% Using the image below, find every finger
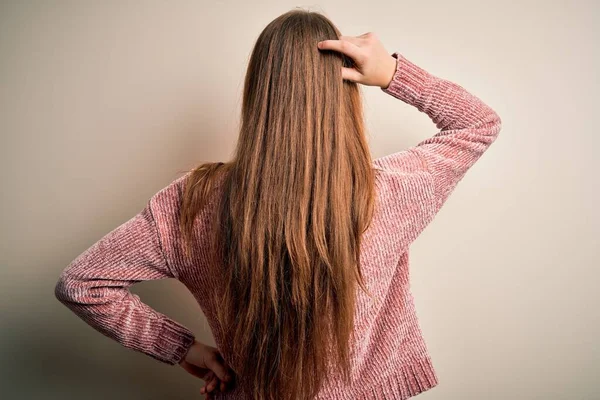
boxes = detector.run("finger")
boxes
[203,370,215,383]
[205,353,233,383]
[358,31,375,38]
[179,360,206,380]
[201,373,214,391]
[342,67,362,83]
[207,376,218,392]
[202,374,214,392]
[201,371,215,394]
[200,382,210,394]
[318,39,362,62]
[339,35,365,46]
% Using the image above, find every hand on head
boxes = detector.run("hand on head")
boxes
[317,32,397,89]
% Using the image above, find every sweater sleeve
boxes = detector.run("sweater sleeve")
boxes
[54,198,195,366]
[374,52,502,249]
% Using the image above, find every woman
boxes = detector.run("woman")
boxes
[54,9,501,400]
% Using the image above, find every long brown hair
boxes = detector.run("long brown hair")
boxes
[179,9,377,400]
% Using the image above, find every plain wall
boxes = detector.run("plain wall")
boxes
[1,1,598,399]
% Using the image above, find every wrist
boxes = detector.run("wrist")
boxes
[380,54,398,89]
[179,339,197,364]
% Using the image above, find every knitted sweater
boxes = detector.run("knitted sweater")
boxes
[54,52,502,399]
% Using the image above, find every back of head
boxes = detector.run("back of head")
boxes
[180,8,377,400]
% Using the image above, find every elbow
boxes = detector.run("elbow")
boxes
[54,273,71,305]
[493,112,502,141]
[494,111,502,132]
[490,107,502,131]
[54,271,117,311]
[54,272,83,307]
[481,109,502,140]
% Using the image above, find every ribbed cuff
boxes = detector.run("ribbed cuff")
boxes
[152,318,196,365]
[381,52,432,106]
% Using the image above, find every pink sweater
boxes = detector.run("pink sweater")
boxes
[55,52,502,399]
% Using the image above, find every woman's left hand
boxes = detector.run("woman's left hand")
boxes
[178,340,235,397]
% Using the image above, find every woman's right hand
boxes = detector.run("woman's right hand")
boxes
[317,32,398,89]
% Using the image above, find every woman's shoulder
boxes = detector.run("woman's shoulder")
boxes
[150,170,192,209]
[151,164,230,212]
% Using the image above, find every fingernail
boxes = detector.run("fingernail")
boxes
[317,41,322,48]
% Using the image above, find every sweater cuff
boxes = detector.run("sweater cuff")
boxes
[152,318,196,365]
[381,52,431,106]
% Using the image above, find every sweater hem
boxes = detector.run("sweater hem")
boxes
[354,354,439,400]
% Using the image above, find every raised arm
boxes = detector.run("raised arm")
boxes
[318,35,502,252]
[54,198,195,365]
[369,51,502,255]
[376,52,502,211]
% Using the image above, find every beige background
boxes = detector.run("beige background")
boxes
[1,1,598,399]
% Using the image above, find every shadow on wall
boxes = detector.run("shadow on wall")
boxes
[1,286,207,400]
